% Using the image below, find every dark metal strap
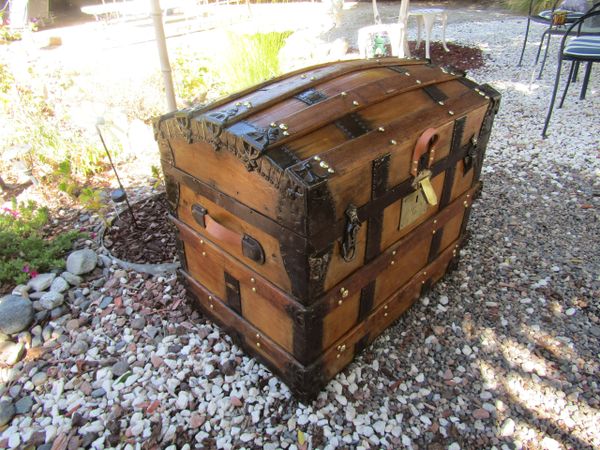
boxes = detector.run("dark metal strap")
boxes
[364,154,390,262]
[457,76,480,90]
[358,282,375,322]
[423,84,449,103]
[428,117,466,263]
[334,113,372,139]
[224,272,242,314]
[354,334,370,354]
[388,65,410,75]
[294,88,327,106]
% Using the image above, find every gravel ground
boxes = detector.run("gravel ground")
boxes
[1,4,599,450]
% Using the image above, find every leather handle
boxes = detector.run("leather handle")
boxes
[204,214,241,247]
[411,128,439,177]
[191,204,265,264]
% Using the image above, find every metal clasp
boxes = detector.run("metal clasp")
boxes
[463,135,479,172]
[411,170,438,206]
[341,204,361,262]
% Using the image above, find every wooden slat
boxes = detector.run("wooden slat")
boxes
[255,64,459,149]
[205,58,430,127]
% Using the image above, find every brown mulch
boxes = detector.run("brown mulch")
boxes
[407,41,486,72]
[103,193,177,264]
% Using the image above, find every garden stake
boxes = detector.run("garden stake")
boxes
[110,188,127,223]
[95,125,139,228]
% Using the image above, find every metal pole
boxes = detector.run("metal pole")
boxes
[96,125,139,228]
[150,0,177,112]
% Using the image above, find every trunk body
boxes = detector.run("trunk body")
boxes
[154,58,501,400]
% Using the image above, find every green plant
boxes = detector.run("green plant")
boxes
[215,31,292,94]
[0,18,22,42]
[150,165,163,190]
[1,64,110,188]
[504,0,556,14]
[0,201,83,285]
[78,187,105,213]
[0,63,13,107]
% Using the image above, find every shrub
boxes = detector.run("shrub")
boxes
[0,64,111,190]
[0,201,83,285]
[172,49,213,106]
[504,0,558,14]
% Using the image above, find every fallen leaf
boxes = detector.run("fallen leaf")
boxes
[146,399,160,414]
[66,404,81,417]
[24,347,46,361]
[114,371,132,385]
[580,204,593,209]
[298,430,306,445]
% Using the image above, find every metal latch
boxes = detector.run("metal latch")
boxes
[463,135,479,172]
[412,170,438,206]
[341,204,361,262]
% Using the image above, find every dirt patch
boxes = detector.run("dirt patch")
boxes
[103,193,177,264]
[407,41,486,72]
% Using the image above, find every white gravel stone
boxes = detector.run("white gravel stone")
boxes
[500,418,516,437]
[419,415,432,426]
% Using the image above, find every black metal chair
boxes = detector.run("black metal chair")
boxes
[517,0,588,76]
[542,10,600,136]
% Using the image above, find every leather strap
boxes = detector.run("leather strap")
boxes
[411,128,439,176]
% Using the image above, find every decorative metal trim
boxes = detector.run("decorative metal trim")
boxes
[341,204,361,262]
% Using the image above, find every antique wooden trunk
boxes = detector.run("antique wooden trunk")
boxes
[154,58,500,400]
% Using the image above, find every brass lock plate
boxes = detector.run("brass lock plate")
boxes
[399,189,429,230]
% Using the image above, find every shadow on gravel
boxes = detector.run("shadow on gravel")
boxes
[462,164,599,448]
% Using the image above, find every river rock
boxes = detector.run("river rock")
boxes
[70,340,89,356]
[0,401,15,426]
[14,396,33,414]
[31,372,48,387]
[0,295,34,335]
[66,250,98,275]
[49,277,69,293]
[11,285,29,297]
[0,341,25,365]
[27,273,56,292]
[111,360,129,377]
[39,292,64,310]
[61,271,82,287]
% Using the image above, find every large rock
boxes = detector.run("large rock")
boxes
[39,292,64,310]
[0,295,34,335]
[0,341,25,365]
[49,277,69,293]
[66,250,98,275]
[27,273,56,292]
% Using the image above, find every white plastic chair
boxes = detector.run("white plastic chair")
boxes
[370,0,411,58]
